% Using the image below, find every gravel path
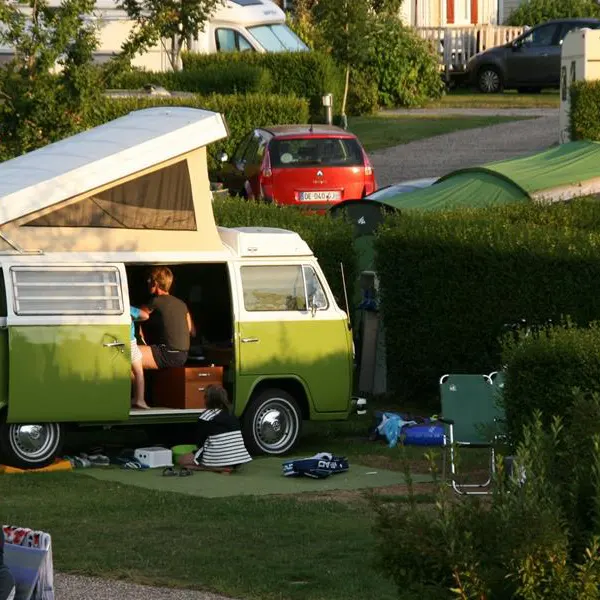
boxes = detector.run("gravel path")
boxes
[55,573,236,600]
[372,109,559,187]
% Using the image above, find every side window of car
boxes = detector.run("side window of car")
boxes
[242,133,261,165]
[523,24,559,47]
[232,134,252,164]
[558,23,583,45]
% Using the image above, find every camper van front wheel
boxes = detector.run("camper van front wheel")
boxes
[0,417,63,470]
[243,389,302,456]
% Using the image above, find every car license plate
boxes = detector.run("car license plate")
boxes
[299,191,341,202]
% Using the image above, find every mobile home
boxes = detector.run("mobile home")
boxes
[0,107,355,469]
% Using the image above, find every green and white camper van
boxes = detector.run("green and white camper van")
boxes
[0,107,357,469]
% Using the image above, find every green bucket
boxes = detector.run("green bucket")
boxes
[171,444,197,464]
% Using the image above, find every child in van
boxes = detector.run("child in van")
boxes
[130,305,149,409]
[178,385,252,473]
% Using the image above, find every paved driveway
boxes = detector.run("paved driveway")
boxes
[371,108,559,188]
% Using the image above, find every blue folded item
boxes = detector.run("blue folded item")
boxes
[371,411,445,447]
[283,453,349,479]
[402,423,445,446]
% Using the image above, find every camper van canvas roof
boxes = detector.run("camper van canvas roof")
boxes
[0,107,227,227]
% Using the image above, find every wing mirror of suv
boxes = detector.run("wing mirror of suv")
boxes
[218,151,229,163]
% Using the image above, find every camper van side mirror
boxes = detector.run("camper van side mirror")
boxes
[309,294,318,317]
[219,151,229,163]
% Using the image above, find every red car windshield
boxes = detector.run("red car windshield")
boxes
[269,137,364,168]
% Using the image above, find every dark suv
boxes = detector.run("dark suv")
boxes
[467,18,600,93]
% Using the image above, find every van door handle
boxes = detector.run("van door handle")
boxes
[241,337,259,343]
[103,341,125,348]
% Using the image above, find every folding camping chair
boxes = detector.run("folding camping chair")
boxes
[438,372,505,495]
[2,528,54,600]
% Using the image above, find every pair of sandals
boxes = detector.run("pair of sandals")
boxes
[162,466,193,477]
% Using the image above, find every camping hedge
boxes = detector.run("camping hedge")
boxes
[181,51,344,118]
[95,93,309,171]
[213,197,356,306]
[374,201,600,406]
[570,80,600,141]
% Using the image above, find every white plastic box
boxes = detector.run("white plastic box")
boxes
[134,447,173,468]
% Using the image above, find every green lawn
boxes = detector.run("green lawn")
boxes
[429,89,560,109]
[349,114,527,152]
[0,413,487,600]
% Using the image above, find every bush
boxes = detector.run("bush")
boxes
[374,202,600,407]
[501,321,600,440]
[370,19,443,108]
[212,197,357,304]
[181,51,344,118]
[347,68,379,116]
[570,80,600,141]
[506,0,600,26]
[107,63,273,95]
[93,93,309,171]
[373,415,600,599]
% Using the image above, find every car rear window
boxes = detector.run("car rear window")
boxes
[269,137,364,168]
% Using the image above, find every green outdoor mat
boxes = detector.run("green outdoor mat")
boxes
[77,457,432,498]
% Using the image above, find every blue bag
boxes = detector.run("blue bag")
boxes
[282,453,349,479]
[401,423,445,446]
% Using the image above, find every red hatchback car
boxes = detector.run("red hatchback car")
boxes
[216,125,376,208]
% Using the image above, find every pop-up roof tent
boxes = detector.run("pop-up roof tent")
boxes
[332,140,600,273]
[0,107,229,258]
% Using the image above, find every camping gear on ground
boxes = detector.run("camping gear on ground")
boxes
[2,527,54,600]
[438,371,505,495]
[133,447,173,469]
[369,411,444,448]
[171,444,198,465]
[282,453,349,479]
[162,466,193,477]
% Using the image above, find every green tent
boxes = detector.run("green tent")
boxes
[375,140,600,211]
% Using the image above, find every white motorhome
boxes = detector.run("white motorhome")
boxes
[0,0,308,71]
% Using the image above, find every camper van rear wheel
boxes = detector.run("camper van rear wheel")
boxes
[243,389,302,456]
[0,418,64,470]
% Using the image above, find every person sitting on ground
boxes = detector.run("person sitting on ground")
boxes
[130,305,150,409]
[139,266,195,370]
[0,530,15,600]
[178,385,252,473]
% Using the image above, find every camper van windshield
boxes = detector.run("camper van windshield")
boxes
[247,24,308,52]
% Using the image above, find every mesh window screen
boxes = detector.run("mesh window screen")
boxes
[11,267,123,315]
[27,161,197,230]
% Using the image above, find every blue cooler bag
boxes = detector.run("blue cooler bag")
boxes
[402,423,445,446]
[282,453,349,479]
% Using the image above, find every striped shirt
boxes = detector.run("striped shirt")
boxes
[193,409,252,468]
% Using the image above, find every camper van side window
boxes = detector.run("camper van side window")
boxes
[216,28,253,52]
[241,266,307,312]
[0,269,6,317]
[11,267,123,316]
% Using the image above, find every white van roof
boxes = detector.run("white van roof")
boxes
[0,107,227,226]
[219,227,313,257]
[212,0,285,26]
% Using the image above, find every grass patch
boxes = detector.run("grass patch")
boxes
[350,114,527,152]
[0,473,398,600]
[429,89,560,109]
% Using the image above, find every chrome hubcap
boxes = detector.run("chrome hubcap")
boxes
[9,423,59,462]
[254,400,298,452]
[480,70,499,93]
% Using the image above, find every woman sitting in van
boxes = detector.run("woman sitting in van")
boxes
[178,385,252,473]
[139,266,195,370]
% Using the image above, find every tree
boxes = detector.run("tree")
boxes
[507,0,600,26]
[311,0,376,117]
[118,0,223,70]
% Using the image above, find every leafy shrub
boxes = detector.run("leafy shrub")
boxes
[374,202,600,406]
[370,18,444,108]
[213,197,356,304]
[373,414,600,599]
[347,68,379,116]
[92,93,309,171]
[181,51,344,118]
[570,80,600,141]
[506,0,600,26]
[107,63,273,95]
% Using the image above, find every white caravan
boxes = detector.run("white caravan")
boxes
[0,0,308,71]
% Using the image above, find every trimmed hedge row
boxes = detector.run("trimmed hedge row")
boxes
[94,93,309,171]
[374,201,600,406]
[501,321,600,440]
[108,63,273,95]
[181,51,344,117]
[570,80,600,141]
[213,197,356,305]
